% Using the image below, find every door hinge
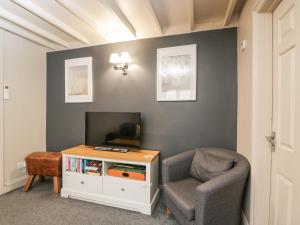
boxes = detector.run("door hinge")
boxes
[266,131,276,152]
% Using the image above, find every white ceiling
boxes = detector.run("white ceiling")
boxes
[0,0,246,51]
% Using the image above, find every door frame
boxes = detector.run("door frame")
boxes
[250,1,282,225]
[0,29,4,195]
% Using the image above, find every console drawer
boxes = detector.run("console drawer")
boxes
[103,176,147,203]
[65,172,102,194]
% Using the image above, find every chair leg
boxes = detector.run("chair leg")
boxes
[23,175,36,192]
[165,207,172,217]
[38,175,45,183]
[53,176,60,194]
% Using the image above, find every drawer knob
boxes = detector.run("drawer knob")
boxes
[121,188,125,191]
[81,181,84,184]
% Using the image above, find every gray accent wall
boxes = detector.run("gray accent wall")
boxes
[47,28,237,159]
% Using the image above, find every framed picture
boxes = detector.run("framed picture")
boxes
[157,44,197,101]
[65,57,93,103]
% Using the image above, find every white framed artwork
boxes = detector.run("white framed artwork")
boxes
[65,57,93,103]
[157,44,197,101]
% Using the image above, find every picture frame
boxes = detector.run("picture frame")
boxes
[157,44,197,101]
[65,57,93,103]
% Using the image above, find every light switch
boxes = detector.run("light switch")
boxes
[240,40,247,52]
[3,85,10,100]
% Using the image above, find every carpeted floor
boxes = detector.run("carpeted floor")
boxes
[0,179,179,225]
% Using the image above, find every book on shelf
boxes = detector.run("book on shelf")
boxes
[66,157,102,175]
[67,157,84,173]
[83,159,102,175]
[85,171,101,176]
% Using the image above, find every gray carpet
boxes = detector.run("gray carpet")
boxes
[0,179,179,225]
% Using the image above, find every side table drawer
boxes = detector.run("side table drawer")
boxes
[103,176,147,203]
[65,172,102,194]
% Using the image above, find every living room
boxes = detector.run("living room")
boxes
[0,0,299,225]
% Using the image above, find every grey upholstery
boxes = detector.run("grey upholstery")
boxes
[162,147,250,225]
[164,177,202,220]
[189,150,234,182]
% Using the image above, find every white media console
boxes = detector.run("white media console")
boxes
[61,145,160,215]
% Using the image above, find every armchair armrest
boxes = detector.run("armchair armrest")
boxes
[162,149,196,184]
[194,161,250,225]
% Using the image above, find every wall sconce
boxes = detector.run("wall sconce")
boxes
[109,52,132,75]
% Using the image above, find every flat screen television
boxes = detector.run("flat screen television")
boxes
[85,112,141,149]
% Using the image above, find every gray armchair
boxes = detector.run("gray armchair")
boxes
[162,147,250,225]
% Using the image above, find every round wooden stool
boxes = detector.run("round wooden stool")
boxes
[23,152,62,193]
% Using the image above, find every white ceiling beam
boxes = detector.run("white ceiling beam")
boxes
[189,0,194,31]
[144,0,163,34]
[99,0,136,37]
[55,0,106,41]
[223,0,238,26]
[254,0,281,12]
[0,18,58,50]
[193,19,238,32]
[11,0,90,45]
[0,7,70,48]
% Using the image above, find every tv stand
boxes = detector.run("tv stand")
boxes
[61,145,160,215]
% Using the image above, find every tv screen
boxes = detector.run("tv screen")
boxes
[85,112,141,148]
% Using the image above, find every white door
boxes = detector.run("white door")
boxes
[270,0,300,224]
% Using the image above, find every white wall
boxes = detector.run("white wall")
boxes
[0,29,48,194]
[237,0,256,223]
[238,2,282,225]
[237,0,255,163]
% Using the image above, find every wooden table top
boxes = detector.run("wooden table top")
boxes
[61,145,159,163]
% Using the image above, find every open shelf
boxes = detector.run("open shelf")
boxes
[66,157,102,176]
[104,162,146,181]
[82,159,102,176]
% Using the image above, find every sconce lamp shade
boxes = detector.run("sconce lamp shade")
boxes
[109,52,131,75]
[120,52,132,63]
[109,53,121,64]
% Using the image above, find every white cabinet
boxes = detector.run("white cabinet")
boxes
[60,145,160,215]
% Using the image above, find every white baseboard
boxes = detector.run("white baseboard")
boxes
[61,187,159,215]
[241,211,250,225]
[4,175,27,186]
[2,175,27,194]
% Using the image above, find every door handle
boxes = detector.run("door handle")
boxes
[266,131,276,152]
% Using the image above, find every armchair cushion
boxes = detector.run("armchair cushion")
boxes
[164,177,202,221]
[189,150,234,182]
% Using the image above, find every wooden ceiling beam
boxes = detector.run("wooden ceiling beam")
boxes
[144,0,163,34]
[99,0,136,38]
[11,0,90,44]
[0,18,58,50]
[0,7,69,48]
[223,0,238,26]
